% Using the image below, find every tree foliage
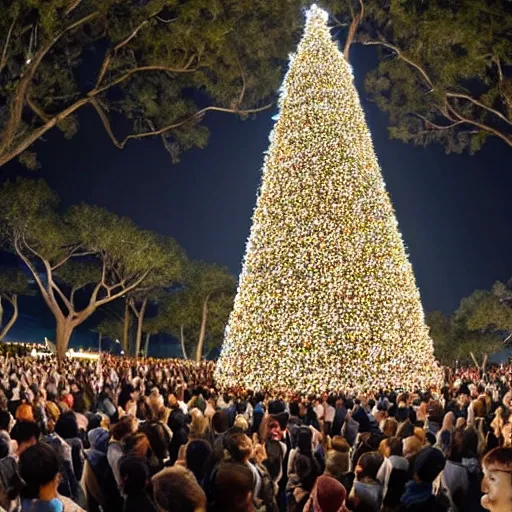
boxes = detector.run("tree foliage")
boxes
[427,284,508,369]
[0,0,304,168]
[149,261,235,360]
[325,0,512,153]
[0,178,179,358]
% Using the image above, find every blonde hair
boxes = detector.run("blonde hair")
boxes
[189,409,208,439]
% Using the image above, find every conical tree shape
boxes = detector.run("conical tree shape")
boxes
[215,5,441,393]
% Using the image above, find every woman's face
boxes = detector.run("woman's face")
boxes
[481,466,512,512]
[267,419,283,441]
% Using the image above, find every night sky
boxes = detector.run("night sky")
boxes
[1,44,510,328]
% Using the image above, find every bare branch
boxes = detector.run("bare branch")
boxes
[413,113,465,131]
[93,63,198,96]
[494,55,504,83]
[0,14,17,72]
[446,99,512,147]
[235,55,247,108]
[156,16,177,24]
[95,19,151,88]
[363,39,434,92]
[95,269,152,308]
[64,0,83,16]
[90,99,122,148]
[118,103,273,148]
[446,92,512,126]
[344,0,365,63]
[27,96,50,123]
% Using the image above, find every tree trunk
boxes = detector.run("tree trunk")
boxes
[481,353,489,375]
[122,300,130,352]
[55,319,73,363]
[0,295,18,341]
[134,298,148,356]
[196,295,210,363]
[469,351,479,368]
[144,332,151,357]
[180,324,188,360]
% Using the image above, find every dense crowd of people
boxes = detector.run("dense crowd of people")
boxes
[0,350,509,512]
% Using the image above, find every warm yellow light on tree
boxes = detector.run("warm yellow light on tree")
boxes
[215,5,442,393]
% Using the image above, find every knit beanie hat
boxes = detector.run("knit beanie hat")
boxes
[415,447,446,483]
[311,475,349,512]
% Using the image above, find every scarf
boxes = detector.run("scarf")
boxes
[400,481,433,508]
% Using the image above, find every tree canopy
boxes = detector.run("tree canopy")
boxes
[0,178,182,358]
[0,0,303,169]
[325,0,512,154]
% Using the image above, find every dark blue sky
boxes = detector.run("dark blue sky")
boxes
[1,45,510,316]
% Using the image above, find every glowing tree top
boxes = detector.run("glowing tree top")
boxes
[215,5,442,393]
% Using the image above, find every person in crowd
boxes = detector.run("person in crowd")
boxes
[212,461,255,512]
[119,456,158,512]
[152,465,207,512]
[107,415,137,488]
[399,446,449,511]
[480,446,512,512]
[348,451,383,511]
[18,442,86,512]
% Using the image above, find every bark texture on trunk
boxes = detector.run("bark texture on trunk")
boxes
[180,324,188,360]
[56,319,73,363]
[196,295,210,362]
[122,300,130,352]
[144,332,151,357]
[134,298,148,356]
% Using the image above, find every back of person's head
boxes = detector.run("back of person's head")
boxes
[379,437,402,458]
[289,401,300,417]
[189,409,207,439]
[11,421,40,447]
[19,443,59,499]
[123,432,151,458]
[0,410,11,432]
[211,411,229,434]
[382,417,398,438]
[325,447,350,480]
[330,436,350,453]
[294,453,319,491]
[139,420,170,462]
[414,446,446,483]
[152,465,206,512]
[461,426,479,459]
[54,411,79,439]
[310,475,348,512]
[119,456,150,496]
[111,415,136,441]
[214,462,254,512]
[296,426,313,456]
[403,435,422,458]
[185,440,212,484]
[224,433,252,463]
[15,404,34,423]
[355,451,384,481]
[233,415,249,432]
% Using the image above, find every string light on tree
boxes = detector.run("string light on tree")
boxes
[215,5,442,393]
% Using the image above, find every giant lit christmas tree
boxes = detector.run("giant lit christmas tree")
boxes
[215,5,441,393]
